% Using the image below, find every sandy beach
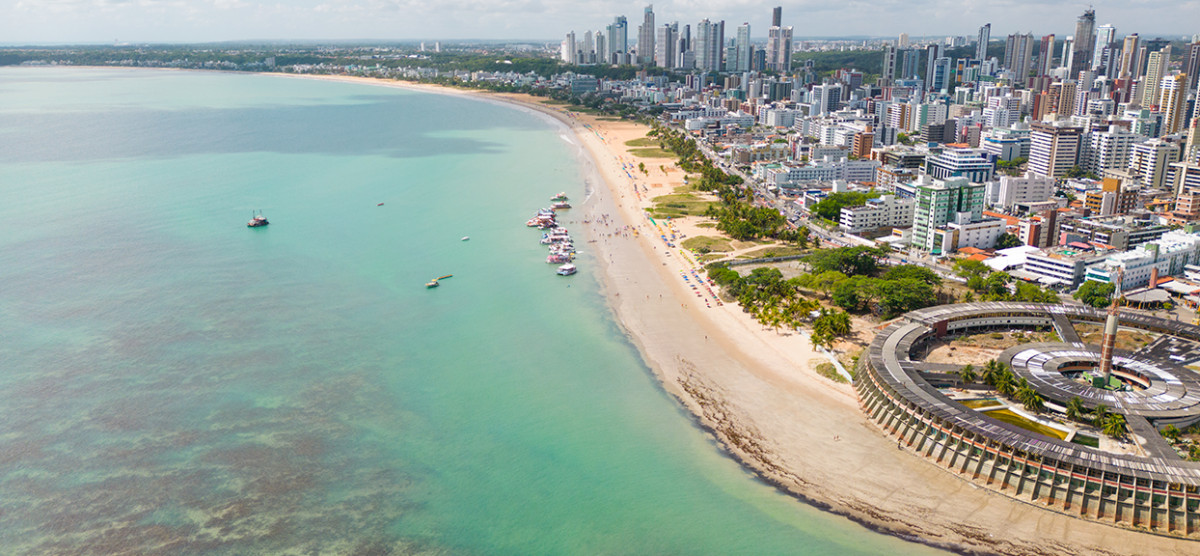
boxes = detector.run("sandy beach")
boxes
[282,73,1196,555]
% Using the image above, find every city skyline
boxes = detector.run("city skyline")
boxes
[2,1,1197,45]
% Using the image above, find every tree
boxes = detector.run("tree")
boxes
[959,364,977,384]
[961,290,976,303]
[1013,282,1059,303]
[1065,396,1086,423]
[1017,384,1045,413]
[813,308,852,339]
[982,271,1013,300]
[1074,280,1116,309]
[1102,414,1127,439]
[882,265,942,286]
[1092,404,1110,427]
[876,277,936,317]
[994,233,1022,250]
[808,191,878,221]
[1162,424,1181,443]
[805,246,886,276]
[954,258,991,279]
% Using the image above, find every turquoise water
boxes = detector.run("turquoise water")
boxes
[0,67,943,554]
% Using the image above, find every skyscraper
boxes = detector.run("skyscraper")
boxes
[1037,34,1056,76]
[1070,9,1095,77]
[1141,46,1170,108]
[976,23,992,62]
[637,5,655,65]
[765,7,792,73]
[607,16,628,65]
[925,43,944,90]
[930,57,951,93]
[880,44,897,86]
[735,23,751,72]
[1004,33,1034,81]
[1161,74,1190,135]
[1092,24,1116,74]
[695,19,724,72]
[1185,42,1200,93]
[655,24,676,68]
[1118,33,1140,80]
[901,49,920,79]
[562,32,577,64]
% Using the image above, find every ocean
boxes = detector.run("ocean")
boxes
[0,67,942,554]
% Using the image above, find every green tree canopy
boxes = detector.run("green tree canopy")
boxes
[805,246,886,276]
[1073,280,1116,308]
[808,191,878,221]
[994,233,1022,250]
[882,264,942,286]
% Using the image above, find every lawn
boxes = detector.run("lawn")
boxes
[629,147,676,158]
[624,137,660,147]
[984,409,1068,440]
[738,245,806,259]
[815,362,848,383]
[649,193,715,218]
[682,235,734,253]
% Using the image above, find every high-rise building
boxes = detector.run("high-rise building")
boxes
[735,23,751,72]
[925,44,944,90]
[695,19,724,72]
[1118,33,1140,80]
[1129,139,1182,189]
[655,24,676,69]
[1029,122,1082,178]
[765,7,792,73]
[1161,74,1190,135]
[607,16,628,65]
[901,49,920,79]
[1092,24,1116,74]
[1083,127,1139,175]
[1141,46,1170,108]
[898,33,910,49]
[561,32,577,64]
[637,5,655,65]
[1070,9,1096,77]
[1185,42,1200,93]
[1038,34,1056,76]
[929,57,951,93]
[911,176,989,253]
[880,45,897,86]
[976,23,992,62]
[1061,37,1075,74]
[1004,33,1034,81]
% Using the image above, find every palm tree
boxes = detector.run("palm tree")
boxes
[1092,404,1110,428]
[1065,396,1086,423]
[1102,414,1127,438]
[995,370,1017,397]
[1019,388,1045,414]
[959,364,977,385]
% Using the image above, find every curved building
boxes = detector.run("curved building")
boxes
[856,302,1200,537]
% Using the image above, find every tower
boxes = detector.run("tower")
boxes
[735,23,751,72]
[880,44,897,87]
[1161,73,1189,135]
[1004,33,1034,81]
[1118,33,1140,80]
[1098,268,1123,385]
[925,43,944,91]
[1141,46,1170,108]
[637,5,655,65]
[1092,24,1116,75]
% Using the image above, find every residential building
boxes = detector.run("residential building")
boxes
[1024,244,1109,288]
[1160,73,1189,135]
[637,5,655,65]
[993,174,1056,210]
[1004,33,1034,80]
[1029,122,1082,178]
[925,147,995,182]
[839,194,915,234]
[1128,139,1181,189]
[1082,126,1139,175]
[1085,231,1200,289]
[1082,178,1138,216]
[1056,214,1170,250]
[911,176,987,253]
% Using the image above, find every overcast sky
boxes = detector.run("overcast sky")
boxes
[2,0,1197,44]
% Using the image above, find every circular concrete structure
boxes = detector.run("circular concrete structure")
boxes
[856,302,1200,537]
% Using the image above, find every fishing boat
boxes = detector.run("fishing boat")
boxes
[247,210,269,227]
[556,263,577,276]
[552,201,571,210]
[551,192,569,202]
[547,253,572,264]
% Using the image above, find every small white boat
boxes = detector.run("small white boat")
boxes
[556,263,577,276]
[461,236,470,241]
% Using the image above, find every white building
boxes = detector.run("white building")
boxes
[1084,231,1200,289]
[839,195,915,234]
[991,173,1057,210]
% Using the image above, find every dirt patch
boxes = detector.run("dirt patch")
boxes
[1075,323,1157,350]
[923,331,1056,366]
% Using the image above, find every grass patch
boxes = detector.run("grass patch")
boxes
[698,253,727,264]
[985,409,1068,440]
[959,399,1002,409]
[597,116,624,121]
[695,222,716,228]
[1071,434,1100,448]
[649,193,715,218]
[682,236,734,253]
[740,245,806,259]
[815,362,848,383]
[629,147,676,158]
[625,137,659,147]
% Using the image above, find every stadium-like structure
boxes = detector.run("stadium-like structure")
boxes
[856,302,1200,537]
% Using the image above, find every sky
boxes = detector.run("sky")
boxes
[1,0,1197,45]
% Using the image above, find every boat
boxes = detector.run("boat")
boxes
[426,274,453,288]
[547,253,572,264]
[377,202,385,206]
[552,201,571,210]
[551,192,569,201]
[247,210,269,227]
[461,236,470,241]
[556,263,577,276]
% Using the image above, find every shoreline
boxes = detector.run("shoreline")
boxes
[46,67,1198,554]
[267,72,1199,555]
